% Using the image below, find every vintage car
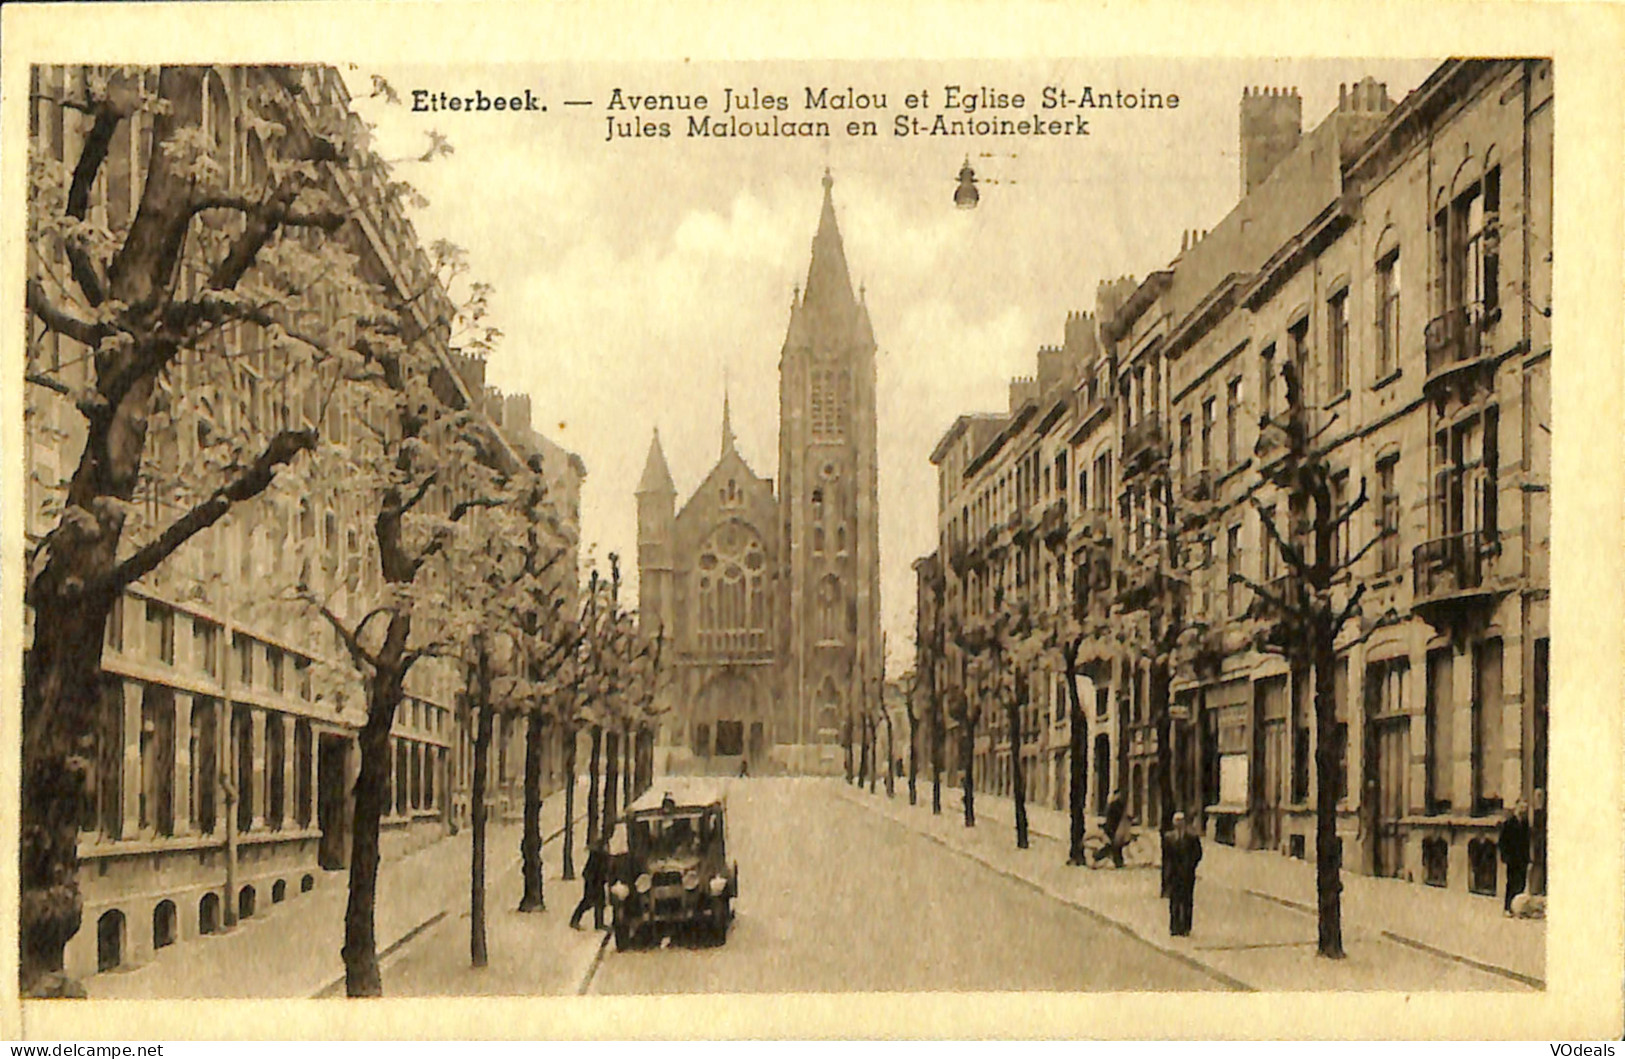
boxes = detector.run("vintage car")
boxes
[606,779,738,950]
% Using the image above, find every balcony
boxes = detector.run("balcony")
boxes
[1122,415,1165,478]
[1423,304,1494,400]
[1039,499,1068,546]
[1073,509,1109,543]
[1181,469,1215,503]
[1412,530,1502,626]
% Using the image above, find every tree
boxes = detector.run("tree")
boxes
[1043,529,1118,864]
[20,64,418,996]
[901,668,920,806]
[947,612,984,829]
[1234,360,1379,960]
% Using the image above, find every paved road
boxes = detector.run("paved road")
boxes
[586,777,1226,993]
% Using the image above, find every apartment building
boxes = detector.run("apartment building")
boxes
[23,65,583,980]
[919,59,1551,900]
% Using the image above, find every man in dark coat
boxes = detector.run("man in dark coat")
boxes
[570,839,610,930]
[1093,789,1130,868]
[1499,799,1532,916]
[1163,811,1202,936]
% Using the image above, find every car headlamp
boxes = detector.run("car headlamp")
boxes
[634,873,653,894]
[708,875,728,897]
[610,881,631,902]
[682,869,701,891]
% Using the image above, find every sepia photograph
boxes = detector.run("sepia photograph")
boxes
[2,0,1621,1042]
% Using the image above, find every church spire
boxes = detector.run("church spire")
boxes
[802,168,857,319]
[721,382,737,457]
[637,427,675,496]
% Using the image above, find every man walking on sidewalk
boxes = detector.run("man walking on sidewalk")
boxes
[1093,789,1130,868]
[1499,800,1531,917]
[570,839,610,931]
[1163,811,1202,937]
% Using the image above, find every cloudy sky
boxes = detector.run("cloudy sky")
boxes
[342,57,1438,676]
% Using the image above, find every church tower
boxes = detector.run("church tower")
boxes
[777,172,883,773]
[635,428,677,638]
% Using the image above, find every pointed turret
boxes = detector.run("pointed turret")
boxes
[721,388,737,457]
[801,169,859,325]
[637,428,675,497]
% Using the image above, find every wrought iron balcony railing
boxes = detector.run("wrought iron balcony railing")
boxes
[1412,529,1498,612]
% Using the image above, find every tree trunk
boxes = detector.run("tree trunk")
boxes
[1313,615,1346,958]
[858,715,870,790]
[1064,646,1089,865]
[1152,654,1175,832]
[884,711,896,799]
[931,690,943,816]
[586,725,602,845]
[844,716,854,784]
[562,731,577,881]
[906,705,919,806]
[518,711,545,913]
[1009,693,1029,850]
[603,728,620,839]
[470,661,494,969]
[622,722,633,808]
[340,612,411,997]
[961,704,976,828]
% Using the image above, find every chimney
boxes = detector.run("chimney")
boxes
[1239,85,1303,197]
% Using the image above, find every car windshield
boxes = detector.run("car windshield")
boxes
[633,811,708,859]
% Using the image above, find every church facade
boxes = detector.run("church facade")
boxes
[637,175,883,775]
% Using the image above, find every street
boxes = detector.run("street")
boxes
[585,778,1224,993]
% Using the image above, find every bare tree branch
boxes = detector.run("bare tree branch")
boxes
[105,428,317,590]
[25,372,72,396]
[1248,494,1307,573]
[26,279,105,348]
[305,594,382,672]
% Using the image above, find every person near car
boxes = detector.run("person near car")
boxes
[1093,788,1130,868]
[570,838,610,931]
[1163,810,1202,937]
[1499,799,1532,916]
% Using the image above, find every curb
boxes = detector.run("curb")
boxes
[311,810,585,999]
[576,928,614,995]
[844,784,1541,992]
[1242,887,1545,990]
[834,785,1254,992]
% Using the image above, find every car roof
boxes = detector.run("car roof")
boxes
[626,778,730,814]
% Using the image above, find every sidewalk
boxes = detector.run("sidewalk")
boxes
[86,781,589,999]
[840,780,1543,991]
[380,789,609,997]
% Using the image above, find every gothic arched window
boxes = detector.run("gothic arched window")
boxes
[817,575,842,643]
[697,521,767,643]
[811,367,848,440]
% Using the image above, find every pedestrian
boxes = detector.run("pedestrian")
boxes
[1092,789,1130,868]
[1499,799,1532,917]
[569,838,610,931]
[1163,810,1202,937]
[739,759,749,778]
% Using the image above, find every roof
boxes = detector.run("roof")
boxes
[627,778,730,814]
[636,429,675,496]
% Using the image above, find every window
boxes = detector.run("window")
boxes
[1375,251,1400,379]
[1225,378,1241,466]
[1330,471,1350,571]
[1472,638,1503,813]
[1288,318,1310,406]
[1260,343,1277,421]
[1432,411,1498,544]
[235,634,254,686]
[1378,456,1400,572]
[1327,289,1349,396]
[810,367,847,440]
[146,602,175,665]
[1425,647,1454,813]
[817,575,842,643]
[1260,506,1278,582]
[105,595,124,654]
[1225,525,1241,616]
[1179,415,1193,478]
[697,522,768,641]
[296,657,312,700]
[1437,170,1500,317]
[1200,398,1215,470]
[268,647,285,694]
[1332,656,1350,803]
[194,618,219,678]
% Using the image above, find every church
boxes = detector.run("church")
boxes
[636,174,883,776]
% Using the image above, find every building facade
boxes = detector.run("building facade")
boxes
[638,174,884,776]
[919,59,1551,899]
[23,65,581,980]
